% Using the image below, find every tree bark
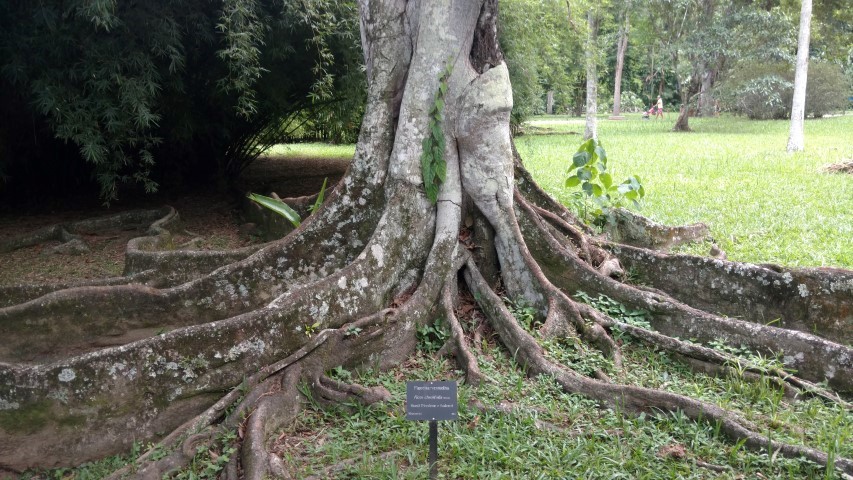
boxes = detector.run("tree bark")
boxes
[610,16,629,118]
[697,68,716,116]
[1,0,852,477]
[787,0,812,152]
[584,10,599,139]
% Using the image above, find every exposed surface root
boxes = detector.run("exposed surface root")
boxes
[464,260,853,475]
[602,207,710,250]
[438,281,485,386]
[312,375,391,407]
[0,207,172,253]
[515,188,853,393]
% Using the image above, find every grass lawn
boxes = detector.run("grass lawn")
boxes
[516,114,853,268]
[265,115,852,268]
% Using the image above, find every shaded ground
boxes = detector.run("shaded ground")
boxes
[0,154,349,286]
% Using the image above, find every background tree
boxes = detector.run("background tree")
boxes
[1,0,852,478]
[787,0,812,152]
[609,7,630,118]
[584,8,600,139]
[499,0,581,127]
[0,0,363,203]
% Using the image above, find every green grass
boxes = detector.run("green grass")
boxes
[261,331,851,479]
[262,142,355,159]
[28,324,853,479]
[517,114,853,268]
[268,116,852,268]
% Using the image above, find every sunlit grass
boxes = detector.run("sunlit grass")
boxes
[517,114,853,268]
[263,142,355,159]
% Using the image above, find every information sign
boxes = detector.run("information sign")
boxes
[405,381,458,421]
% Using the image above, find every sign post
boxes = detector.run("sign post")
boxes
[406,381,458,479]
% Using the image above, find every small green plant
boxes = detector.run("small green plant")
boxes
[173,429,237,479]
[308,177,328,214]
[503,296,539,332]
[420,61,452,203]
[565,138,645,221]
[417,318,449,353]
[248,177,329,227]
[328,365,353,382]
[573,290,650,343]
[247,192,302,227]
[303,321,321,337]
[542,337,613,377]
[707,339,787,374]
[344,326,362,337]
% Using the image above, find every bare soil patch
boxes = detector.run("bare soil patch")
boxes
[0,155,348,287]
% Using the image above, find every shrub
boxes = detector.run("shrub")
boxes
[619,91,647,113]
[805,62,849,118]
[717,63,792,119]
[717,61,849,119]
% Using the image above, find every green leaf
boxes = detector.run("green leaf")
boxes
[434,157,447,182]
[431,123,443,143]
[421,151,432,175]
[582,182,593,195]
[591,184,603,196]
[573,151,590,168]
[309,177,328,213]
[248,193,301,227]
[565,175,581,187]
[594,145,607,163]
[600,173,613,189]
[425,181,439,203]
[435,98,445,111]
[578,138,596,155]
[578,168,592,181]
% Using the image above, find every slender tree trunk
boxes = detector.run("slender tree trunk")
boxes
[584,10,599,139]
[610,16,629,119]
[787,0,812,152]
[546,90,555,115]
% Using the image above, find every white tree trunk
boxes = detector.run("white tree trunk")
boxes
[584,11,598,140]
[610,17,629,118]
[787,0,812,153]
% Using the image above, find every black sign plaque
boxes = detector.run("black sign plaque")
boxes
[405,381,458,421]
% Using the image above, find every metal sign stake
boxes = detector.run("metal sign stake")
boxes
[429,419,438,479]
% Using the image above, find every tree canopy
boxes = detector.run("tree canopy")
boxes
[0,0,363,202]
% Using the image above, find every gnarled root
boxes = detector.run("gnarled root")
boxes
[463,260,853,475]
[437,281,485,386]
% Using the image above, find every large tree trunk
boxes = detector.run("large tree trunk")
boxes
[697,68,715,116]
[2,0,852,477]
[787,0,812,152]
